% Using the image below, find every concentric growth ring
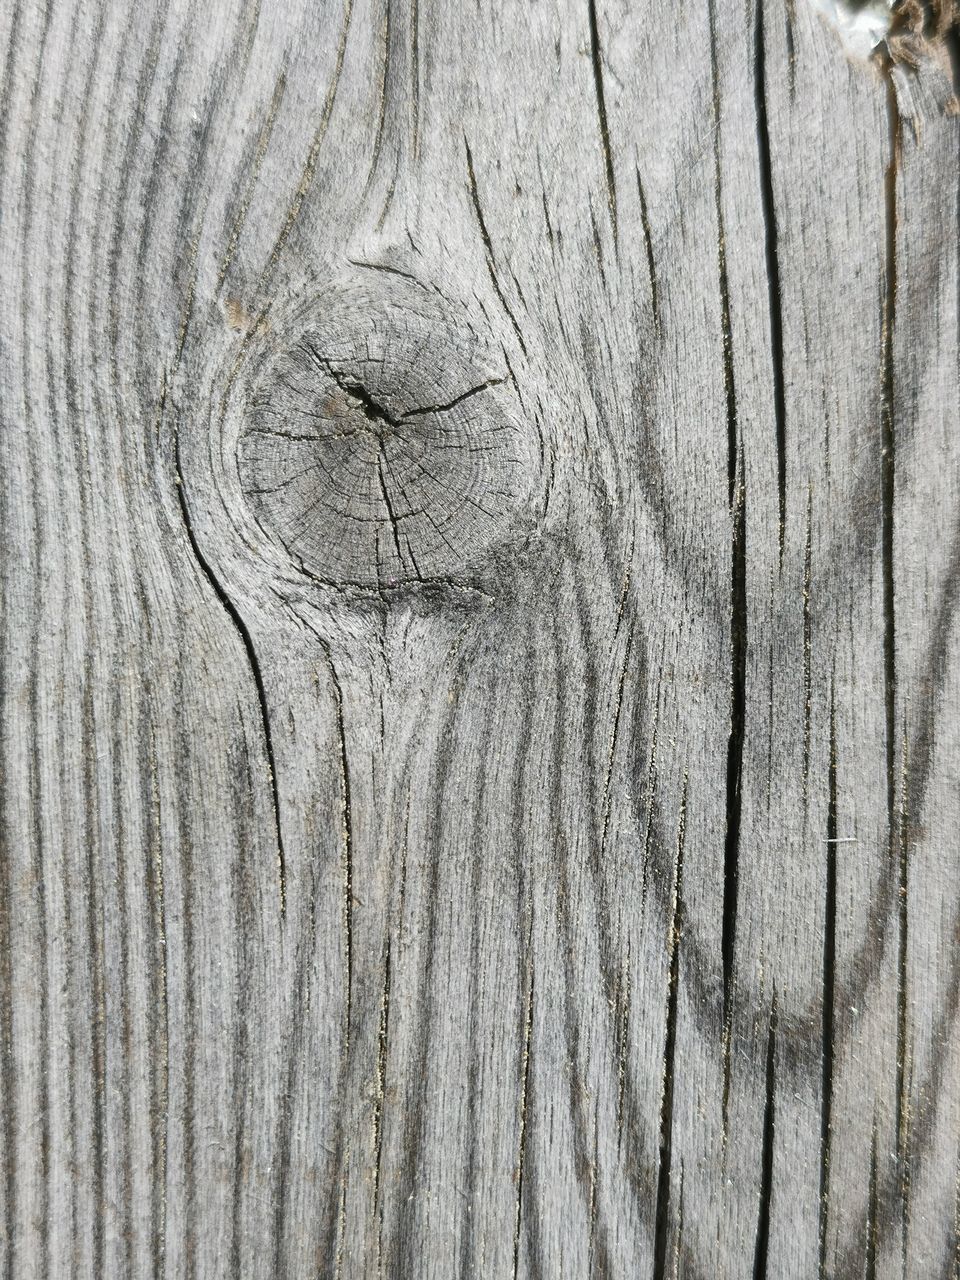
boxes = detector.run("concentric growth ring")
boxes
[237,284,534,590]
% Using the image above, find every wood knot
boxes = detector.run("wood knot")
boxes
[238,282,536,590]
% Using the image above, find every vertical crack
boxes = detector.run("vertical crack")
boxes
[709,0,745,1128]
[512,964,534,1280]
[372,936,391,1221]
[587,0,618,248]
[653,777,687,1279]
[879,58,907,1183]
[754,0,788,563]
[819,679,838,1277]
[753,992,777,1280]
[880,64,899,825]
[724,460,746,1111]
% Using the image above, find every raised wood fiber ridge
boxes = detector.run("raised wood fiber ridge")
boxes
[0,0,958,1275]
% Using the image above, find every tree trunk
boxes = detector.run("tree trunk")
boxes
[2,0,958,1274]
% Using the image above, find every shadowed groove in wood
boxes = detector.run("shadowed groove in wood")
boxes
[174,431,288,916]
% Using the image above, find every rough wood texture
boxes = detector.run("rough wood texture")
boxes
[1,0,958,1275]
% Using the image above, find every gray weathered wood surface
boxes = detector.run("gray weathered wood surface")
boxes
[1,0,959,1274]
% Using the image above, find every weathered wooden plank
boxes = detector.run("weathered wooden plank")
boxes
[1,0,957,1275]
